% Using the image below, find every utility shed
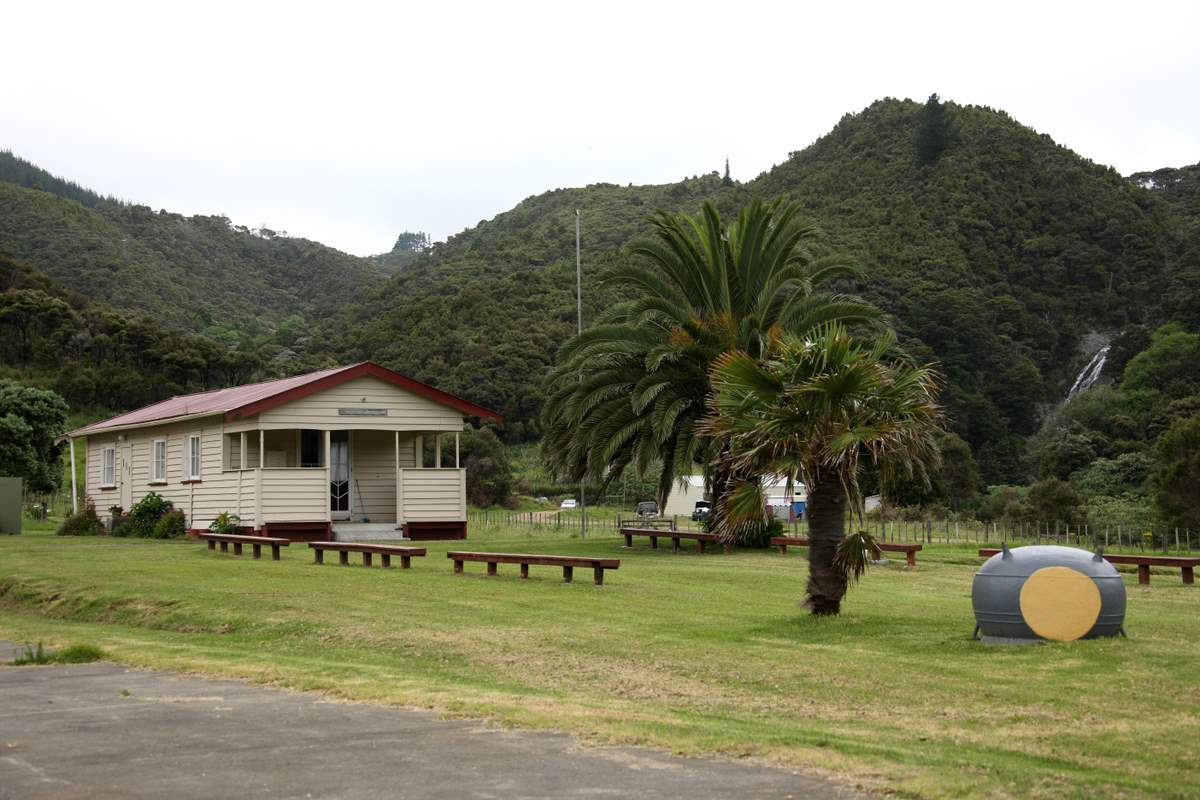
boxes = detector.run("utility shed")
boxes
[66,362,502,541]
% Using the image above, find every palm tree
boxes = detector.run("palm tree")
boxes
[541,199,879,532]
[702,324,943,614]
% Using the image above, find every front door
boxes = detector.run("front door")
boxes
[330,431,351,519]
[119,441,132,512]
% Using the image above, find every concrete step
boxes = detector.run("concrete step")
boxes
[332,523,408,542]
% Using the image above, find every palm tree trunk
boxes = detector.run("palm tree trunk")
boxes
[805,475,848,615]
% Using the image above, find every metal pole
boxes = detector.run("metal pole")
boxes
[576,208,586,539]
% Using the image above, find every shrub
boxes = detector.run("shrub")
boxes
[56,501,104,536]
[129,491,172,521]
[110,491,177,538]
[152,510,188,539]
[209,512,241,535]
[738,516,784,549]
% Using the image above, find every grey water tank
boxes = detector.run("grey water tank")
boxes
[972,545,1126,643]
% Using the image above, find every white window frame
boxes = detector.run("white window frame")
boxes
[101,446,116,488]
[187,434,202,481]
[151,439,167,483]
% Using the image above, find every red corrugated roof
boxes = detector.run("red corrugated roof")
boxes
[69,362,502,437]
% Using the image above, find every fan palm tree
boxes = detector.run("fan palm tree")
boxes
[702,324,943,614]
[541,199,880,533]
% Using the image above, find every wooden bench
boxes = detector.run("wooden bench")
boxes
[620,527,731,554]
[309,541,427,568]
[447,551,620,585]
[979,548,1198,585]
[771,536,922,567]
[198,533,290,561]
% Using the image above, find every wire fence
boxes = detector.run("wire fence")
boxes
[472,509,1196,555]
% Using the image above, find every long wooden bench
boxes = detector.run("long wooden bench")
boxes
[771,536,922,567]
[979,548,1198,585]
[309,541,427,568]
[448,551,620,585]
[198,533,290,560]
[620,527,731,554]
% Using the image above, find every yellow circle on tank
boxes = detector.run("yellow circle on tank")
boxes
[1019,566,1102,641]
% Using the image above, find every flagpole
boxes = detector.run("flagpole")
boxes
[576,209,586,538]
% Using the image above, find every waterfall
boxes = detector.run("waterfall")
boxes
[1067,345,1109,400]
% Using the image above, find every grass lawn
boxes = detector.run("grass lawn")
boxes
[1,527,1196,799]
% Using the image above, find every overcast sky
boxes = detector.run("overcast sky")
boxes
[3,1,1197,256]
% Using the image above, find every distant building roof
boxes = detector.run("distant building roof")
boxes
[70,361,502,437]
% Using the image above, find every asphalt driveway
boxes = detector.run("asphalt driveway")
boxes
[0,642,862,800]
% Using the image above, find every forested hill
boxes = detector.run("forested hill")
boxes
[0,178,386,338]
[314,98,1197,481]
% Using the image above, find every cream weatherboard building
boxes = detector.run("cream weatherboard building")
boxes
[67,362,502,540]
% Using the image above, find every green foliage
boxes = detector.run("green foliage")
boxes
[1149,415,1200,530]
[0,379,68,493]
[130,491,173,521]
[209,512,241,536]
[11,641,106,665]
[104,492,180,538]
[914,93,953,165]
[55,501,104,536]
[938,433,980,509]
[0,180,384,339]
[0,252,268,411]
[152,510,188,539]
[1026,478,1088,525]
[541,197,879,535]
[0,150,121,207]
[460,425,514,507]
[1070,452,1152,496]
[834,531,882,584]
[370,231,431,272]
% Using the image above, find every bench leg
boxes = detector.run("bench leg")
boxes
[362,552,373,567]
[1138,564,1150,585]
[698,540,707,554]
[778,544,786,555]
[272,545,280,561]
[381,554,391,568]
[314,549,324,564]
[563,565,573,583]
[486,561,497,576]
[907,551,916,568]
[1183,566,1194,585]
[453,559,463,574]
[219,541,228,552]
[593,566,604,586]
[207,540,216,551]
[520,563,529,579]
[401,555,411,569]
[233,542,243,556]
[623,534,632,547]
[671,537,680,553]
[649,536,658,549]
[723,542,732,555]
[339,551,349,566]
[252,544,262,559]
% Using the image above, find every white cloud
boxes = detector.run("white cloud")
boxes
[2,0,1196,255]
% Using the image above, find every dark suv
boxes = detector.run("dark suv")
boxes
[691,501,712,521]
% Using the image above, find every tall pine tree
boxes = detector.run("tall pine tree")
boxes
[915,93,951,166]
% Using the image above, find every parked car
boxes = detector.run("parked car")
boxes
[691,501,712,521]
[560,498,578,509]
[635,500,659,518]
